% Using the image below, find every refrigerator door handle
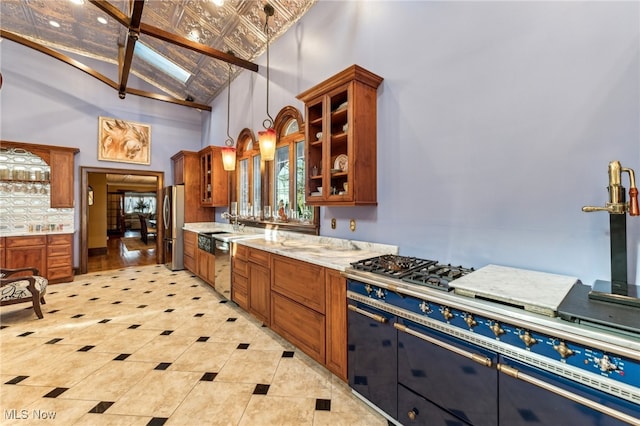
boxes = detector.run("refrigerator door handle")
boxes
[163,194,170,230]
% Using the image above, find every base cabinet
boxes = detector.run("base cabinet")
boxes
[196,249,215,287]
[46,234,73,283]
[183,230,196,273]
[232,246,348,380]
[5,236,47,279]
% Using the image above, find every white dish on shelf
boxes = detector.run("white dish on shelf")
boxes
[334,154,348,172]
[336,101,348,111]
[311,191,321,196]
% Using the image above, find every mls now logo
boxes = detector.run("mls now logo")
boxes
[5,409,57,420]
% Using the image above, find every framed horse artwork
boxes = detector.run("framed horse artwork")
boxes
[98,117,151,165]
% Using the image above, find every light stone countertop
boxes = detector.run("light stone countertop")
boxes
[0,229,76,237]
[183,222,398,271]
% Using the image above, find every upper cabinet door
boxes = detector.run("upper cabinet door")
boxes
[49,149,76,208]
[297,65,383,206]
[198,146,229,207]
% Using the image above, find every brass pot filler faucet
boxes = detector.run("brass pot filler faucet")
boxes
[582,160,639,306]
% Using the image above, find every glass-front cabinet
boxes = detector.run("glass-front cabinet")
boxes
[297,65,383,206]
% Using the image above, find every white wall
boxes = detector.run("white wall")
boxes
[208,1,640,287]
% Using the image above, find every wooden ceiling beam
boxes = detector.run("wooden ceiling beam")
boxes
[118,0,145,98]
[140,23,259,72]
[88,0,130,27]
[0,29,212,112]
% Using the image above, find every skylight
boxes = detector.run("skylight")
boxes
[134,42,191,84]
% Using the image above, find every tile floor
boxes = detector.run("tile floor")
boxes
[0,265,388,425]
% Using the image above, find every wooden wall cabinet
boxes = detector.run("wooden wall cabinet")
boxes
[171,151,214,223]
[297,65,383,206]
[0,141,79,208]
[198,146,228,207]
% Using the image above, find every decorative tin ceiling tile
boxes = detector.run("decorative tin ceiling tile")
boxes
[1,0,316,107]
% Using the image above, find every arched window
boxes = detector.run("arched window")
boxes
[230,106,318,234]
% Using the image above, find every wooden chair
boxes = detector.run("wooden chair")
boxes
[139,214,157,244]
[1,267,48,319]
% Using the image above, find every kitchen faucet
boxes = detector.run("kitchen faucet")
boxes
[221,211,243,232]
[582,160,639,307]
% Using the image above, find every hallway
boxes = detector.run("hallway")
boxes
[88,231,158,273]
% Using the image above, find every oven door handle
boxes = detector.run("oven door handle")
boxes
[347,304,388,324]
[394,322,492,368]
[497,363,639,425]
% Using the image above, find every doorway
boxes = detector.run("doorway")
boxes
[79,166,164,274]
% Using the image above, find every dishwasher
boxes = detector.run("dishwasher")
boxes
[213,238,231,299]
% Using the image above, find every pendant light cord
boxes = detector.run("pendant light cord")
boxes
[225,63,234,146]
[263,4,274,129]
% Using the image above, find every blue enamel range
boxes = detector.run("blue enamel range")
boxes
[349,254,474,291]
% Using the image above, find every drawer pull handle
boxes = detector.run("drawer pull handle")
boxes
[394,322,492,368]
[348,304,388,324]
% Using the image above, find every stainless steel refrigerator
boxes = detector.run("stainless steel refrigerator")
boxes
[163,185,185,270]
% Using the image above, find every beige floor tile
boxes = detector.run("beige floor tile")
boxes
[106,369,202,417]
[238,395,315,426]
[166,381,255,426]
[0,383,56,410]
[170,340,237,372]
[313,409,389,426]
[74,412,153,425]
[22,351,115,388]
[1,343,83,376]
[268,357,332,399]
[126,334,196,363]
[91,327,164,354]
[59,360,156,401]
[215,349,282,384]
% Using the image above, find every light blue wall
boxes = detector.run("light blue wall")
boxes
[2,1,639,289]
[207,0,640,287]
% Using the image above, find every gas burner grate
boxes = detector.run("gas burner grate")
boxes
[402,264,475,291]
[350,255,438,279]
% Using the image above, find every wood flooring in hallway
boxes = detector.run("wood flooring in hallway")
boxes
[88,231,158,273]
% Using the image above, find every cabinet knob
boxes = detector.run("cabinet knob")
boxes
[407,409,418,421]
[441,307,453,321]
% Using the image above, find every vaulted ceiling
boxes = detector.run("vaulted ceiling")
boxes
[1,0,316,111]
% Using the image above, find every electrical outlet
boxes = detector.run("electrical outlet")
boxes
[331,218,336,229]
[350,219,356,232]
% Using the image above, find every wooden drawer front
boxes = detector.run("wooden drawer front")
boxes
[247,247,269,267]
[0,237,5,248]
[47,266,73,281]
[271,292,325,364]
[232,273,248,310]
[272,255,325,314]
[233,243,248,261]
[7,236,46,248]
[47,234,72,246]
[48,254,71,268]
[233,257,248,277]
[48,244,70,257]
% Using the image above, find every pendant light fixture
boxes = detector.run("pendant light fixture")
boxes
[221,53,236,171]
[258,3,276,161]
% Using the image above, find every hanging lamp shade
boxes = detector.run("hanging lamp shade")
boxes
[221,146,236,171]
[258,128,276,161]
